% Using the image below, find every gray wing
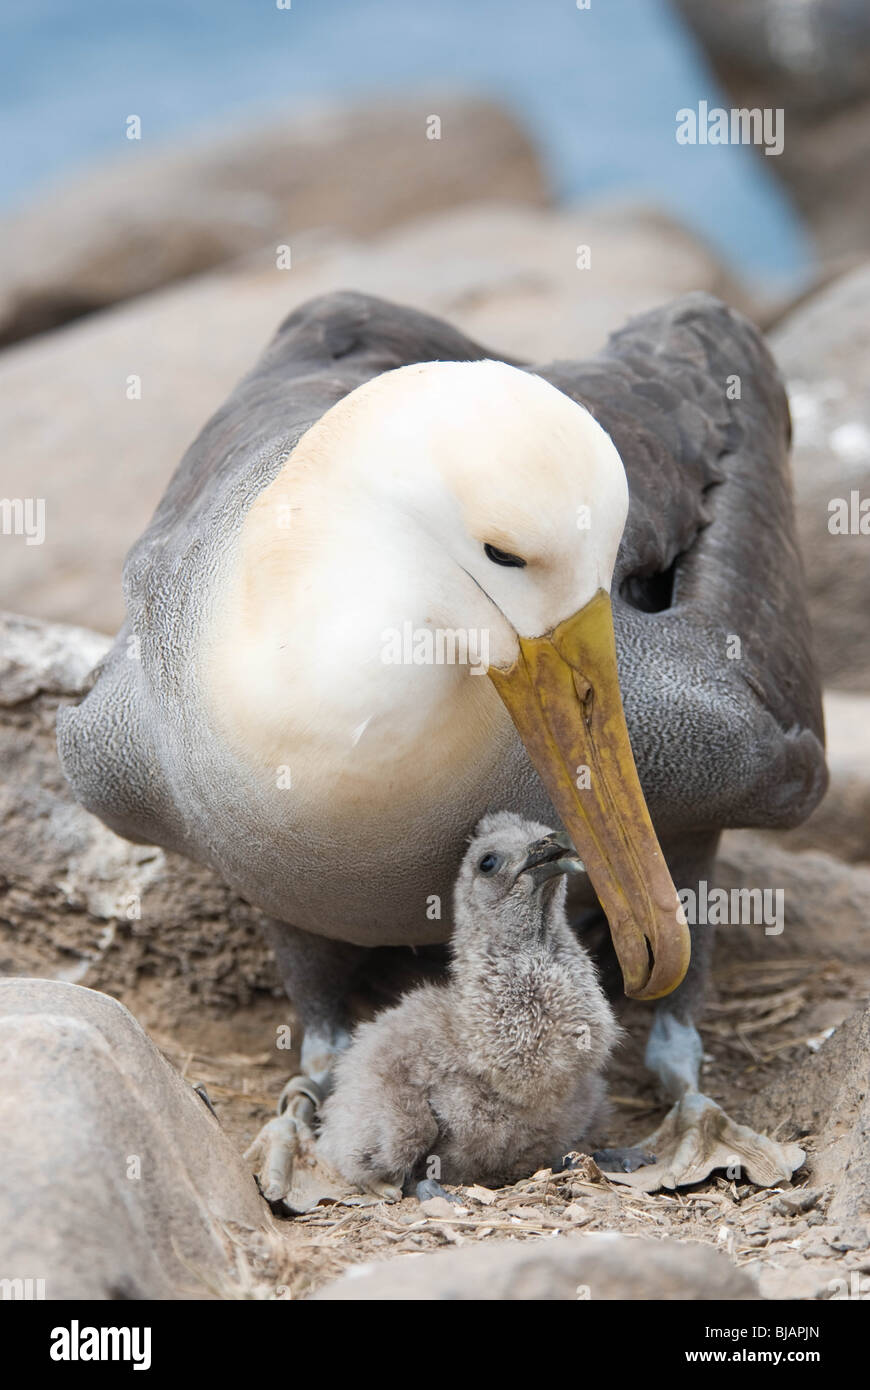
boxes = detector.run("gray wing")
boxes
[534,293,827,832]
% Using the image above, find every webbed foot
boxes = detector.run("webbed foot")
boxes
[602,1092,805,1192]
[415,1178,464,1204]
[245,1075,324,1212]
[247,1074,403,1213]
[365,1180,403,1202]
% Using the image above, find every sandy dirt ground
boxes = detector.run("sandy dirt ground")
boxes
[137,948,870,1301]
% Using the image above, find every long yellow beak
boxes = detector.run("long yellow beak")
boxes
[489,589,690,1000]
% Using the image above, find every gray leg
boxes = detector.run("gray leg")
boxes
[265,920,363,1091]
[246,922,368,1208]
[644,829,717,1099]
[644,1013,703,1101]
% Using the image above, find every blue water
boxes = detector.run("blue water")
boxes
[0,0,812,286]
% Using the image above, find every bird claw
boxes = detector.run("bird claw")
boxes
[245,1074,322,1211]
[590,1146,657,1174]
[248,1072,397,1214]
[365,1180,403,1202]
[599,1092,805,1192]
[245,1110,304,1207]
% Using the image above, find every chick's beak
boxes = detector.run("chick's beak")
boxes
[515,832,585,887]
[488,589,690,1001]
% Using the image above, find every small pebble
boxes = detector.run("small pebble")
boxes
[562,1201,588,1223]
[419,1196,466,1220]
[828,1234,867,1253]
[771,1187,822,1217]
[768,1222,807,1242]
[464,1184,497,1206]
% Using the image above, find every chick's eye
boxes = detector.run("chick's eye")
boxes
[484,543,526,568]
[478,853,500,874]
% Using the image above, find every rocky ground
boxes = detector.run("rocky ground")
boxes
[1,610,869,1300]
[1,92,868,1301]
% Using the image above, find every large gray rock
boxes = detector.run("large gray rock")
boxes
[0,200,746,634]
[772,265,870,693]
[0,93,546,346]
[0,608,107,705]
[675,0,870,115]
[312,1232,759,1300]
[675,1,870,265]
[0,978,272,1299]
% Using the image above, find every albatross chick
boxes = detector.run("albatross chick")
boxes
[316,812,619,1194]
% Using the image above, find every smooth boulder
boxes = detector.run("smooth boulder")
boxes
[675,0,870,264]
[313,1232,759,1300]
[0,93,546,346]
[0,978,272,1299]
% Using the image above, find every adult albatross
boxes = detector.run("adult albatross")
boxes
[58,290,827,1203]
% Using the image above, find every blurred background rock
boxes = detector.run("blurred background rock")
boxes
[675,0,870,266]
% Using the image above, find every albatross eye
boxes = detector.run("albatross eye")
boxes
[478,853,501,874]
[484,543,526,568]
